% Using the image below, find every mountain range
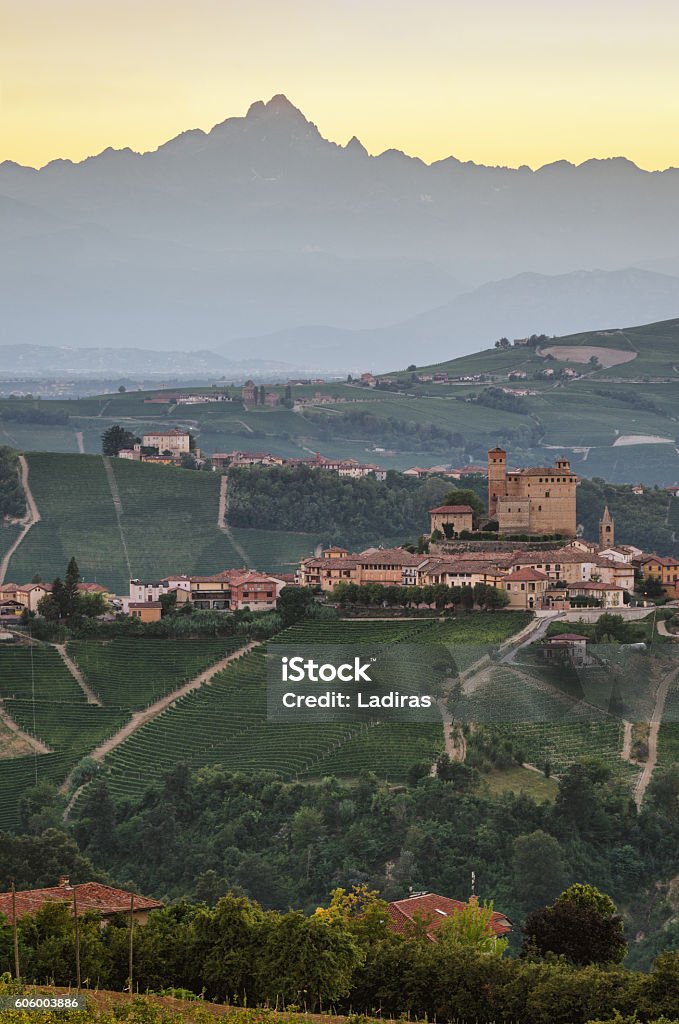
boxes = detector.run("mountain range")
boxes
[2,94,679,370]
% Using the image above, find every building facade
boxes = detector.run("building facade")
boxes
[488,447,578,537]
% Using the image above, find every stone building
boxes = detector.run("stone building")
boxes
[488,447,578,537]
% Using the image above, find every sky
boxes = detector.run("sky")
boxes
[2,0,679,170]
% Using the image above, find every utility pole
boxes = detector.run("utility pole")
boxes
[127,894,135,994]
[11,881,20,980]
[73,887,81,992]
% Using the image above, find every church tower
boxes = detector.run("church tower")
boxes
[599,504,615,548]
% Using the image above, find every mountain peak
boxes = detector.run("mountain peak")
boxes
[246,94,307,122]
[345,136,368,157]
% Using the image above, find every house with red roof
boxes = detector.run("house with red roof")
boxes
[429,505,474,537]
[387,892,512,942]
[0,878,163,926]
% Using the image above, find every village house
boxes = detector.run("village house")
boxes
[387,892,512,942]
[128,601,163,622]
[0,878,163,926]
[129,570,287,612]
[543,633,589,665]
[297,547,422,591]
[567,581,625,608]
[639,554,679,598]
[429,504,474,537]
[242,380,256,403]
[141,428,191,455]
[503,567,551,610]
[418,558,506,591]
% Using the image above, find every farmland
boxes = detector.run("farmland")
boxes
[3,454,326,590]
[99,614,534,801]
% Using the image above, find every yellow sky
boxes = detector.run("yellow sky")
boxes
[2,0,678,169]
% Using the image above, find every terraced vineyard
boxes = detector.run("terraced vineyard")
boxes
[66,638,242,709]
[100,614,532,799]
[0,645,129,831]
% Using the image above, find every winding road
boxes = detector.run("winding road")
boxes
[0,455,40,584]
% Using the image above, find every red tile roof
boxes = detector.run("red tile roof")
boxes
[508,567,549,582]
[387,893,512,940]
[429,505,474,514]
[0,881,163,923]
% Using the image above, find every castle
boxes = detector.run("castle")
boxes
[488,447,578,537]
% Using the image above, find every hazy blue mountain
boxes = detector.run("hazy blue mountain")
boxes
[223,267,679,370]
[2,94,679,362]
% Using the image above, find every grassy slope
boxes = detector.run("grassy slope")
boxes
[5,454,322,592]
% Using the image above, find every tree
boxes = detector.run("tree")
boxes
[512,830,567,911]
[436,899,509,957]
[101,424,136,456]
[62,557,81,617]
[118,384,126,393]
[442,487,485,518]
[277,585,316,626]
[522,884,627,965]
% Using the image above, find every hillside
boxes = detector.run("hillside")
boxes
[3,315,679,485]
[2,454,325,591]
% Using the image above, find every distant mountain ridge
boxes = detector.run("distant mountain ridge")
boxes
[2,94,679,362]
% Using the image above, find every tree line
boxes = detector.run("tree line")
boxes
[0,445,26,518]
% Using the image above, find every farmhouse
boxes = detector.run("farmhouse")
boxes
[503,567,550,610]
[387,892,512,942]
[488,447,578,537]
[0,878,163,926]
[543,634,589,664]
[141,428,191,454]
[128,601,163,622]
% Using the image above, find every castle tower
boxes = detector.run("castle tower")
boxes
[599,504,615,548]
[487,447,507,519]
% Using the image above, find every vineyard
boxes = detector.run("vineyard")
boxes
[0,645,129,831]
[4,454,327,590]
[100,615,533,800]
[65,638,242,708]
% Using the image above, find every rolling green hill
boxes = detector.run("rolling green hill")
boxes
[2,318,679,484]
[4,454,322,591]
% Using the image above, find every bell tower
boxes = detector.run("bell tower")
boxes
[599,504,615,548]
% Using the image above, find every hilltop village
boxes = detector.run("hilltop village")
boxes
[2,447,676,624]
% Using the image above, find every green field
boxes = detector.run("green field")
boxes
[65,638,241,709]
[5,454,298,592]
[3,317,679,483]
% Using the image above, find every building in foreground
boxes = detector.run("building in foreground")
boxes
[129,570,287,612]
[0,878,163,926]
[387,892,512,941]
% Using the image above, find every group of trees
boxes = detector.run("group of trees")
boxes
[0,445,26,518]
[331,580,510,611]
[472,386,530,415]
[301,409,466,454]
[1,880,677,1021]
[227,465,452,544]
[101,424,139,456]
[577,478,678,559]
[35,558,107,622]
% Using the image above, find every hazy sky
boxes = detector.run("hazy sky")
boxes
[2,0,678,169]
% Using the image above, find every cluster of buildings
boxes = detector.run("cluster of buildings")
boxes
[0,580,109,620]
[296,533,640,611]
[127,569,291,621]
[118,428,201,465]
[210,449,387,480]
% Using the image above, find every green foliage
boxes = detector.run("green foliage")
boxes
[523,884,627,966]
[0,446,26,518]
[300,408,465,452]
[101,424,136,456]
[227,465,451,545]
